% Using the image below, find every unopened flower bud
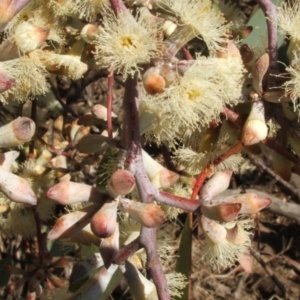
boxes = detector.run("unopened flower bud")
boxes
[47,181,105,205]
[201,202,241,222]
[47,204,101,240]
[143,67,166,95]
[80,24,100,43]
[72,265,119,299]
[142,149,179,189]
[200,170,233,201]
[225,220,253,246]
[90,200,118,238]
[0,167,36,205]
[212,192,271,214]
[100,224,119,269]
[200,215,227,244]
[91,104,117,121]
[107,169,135,198]
[0,117,35,148]
[0,68,15,92]
[242,97,268,146]
[119,198,166,227]
[15,22,49,53]
[162,20,177,38]
[217,41,241,59]
[121,261,156,299]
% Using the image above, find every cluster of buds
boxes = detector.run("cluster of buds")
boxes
[198,170,271,269]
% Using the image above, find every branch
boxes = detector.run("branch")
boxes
[107,73,114,139]
[256,0,278,87]
[121,75,171,300]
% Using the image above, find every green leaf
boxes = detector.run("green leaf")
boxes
[174,215,191,300]
[242,0,285,48]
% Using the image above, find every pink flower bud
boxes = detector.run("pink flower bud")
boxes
[0,117,35,148]
[47,181,105,205]
[199,170,233,201]
[92,104,116,121]
[200,215,227,244]
[47,204,100,240]
[142,149,179,189]
[201,202,242,222]
[90,200,118,238]
[72,265,119,299]
[0,69,15,92]
[212,192,271,214]
[107,170,135,198]
[0,167,36,205]
[119,199,166,227]
[80,24,100,43]
[100,224,119,269]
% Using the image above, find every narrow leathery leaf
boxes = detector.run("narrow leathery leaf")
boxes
[47,204,101,240]
[201,202,241,222]
[199,170,233,201]
[47,181,105,205]
[90,200,118,238]
[119,198,166,228]
[107,169,135,198]
[76,134,116,154]
[100,224,119,269]
[175,215,191,300]
[0,168,37,205]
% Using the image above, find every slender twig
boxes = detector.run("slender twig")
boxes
[256,0,278,79]
[247,153,300,201]
[29,100,36,159]
[223,106,300,165]
[191,141,243,200]
[109,0,126,15]
[48,79,79,119]
[249,247,286,297]
[121,75,171,300]
[33,208,44,264]
[107,72,114,139]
